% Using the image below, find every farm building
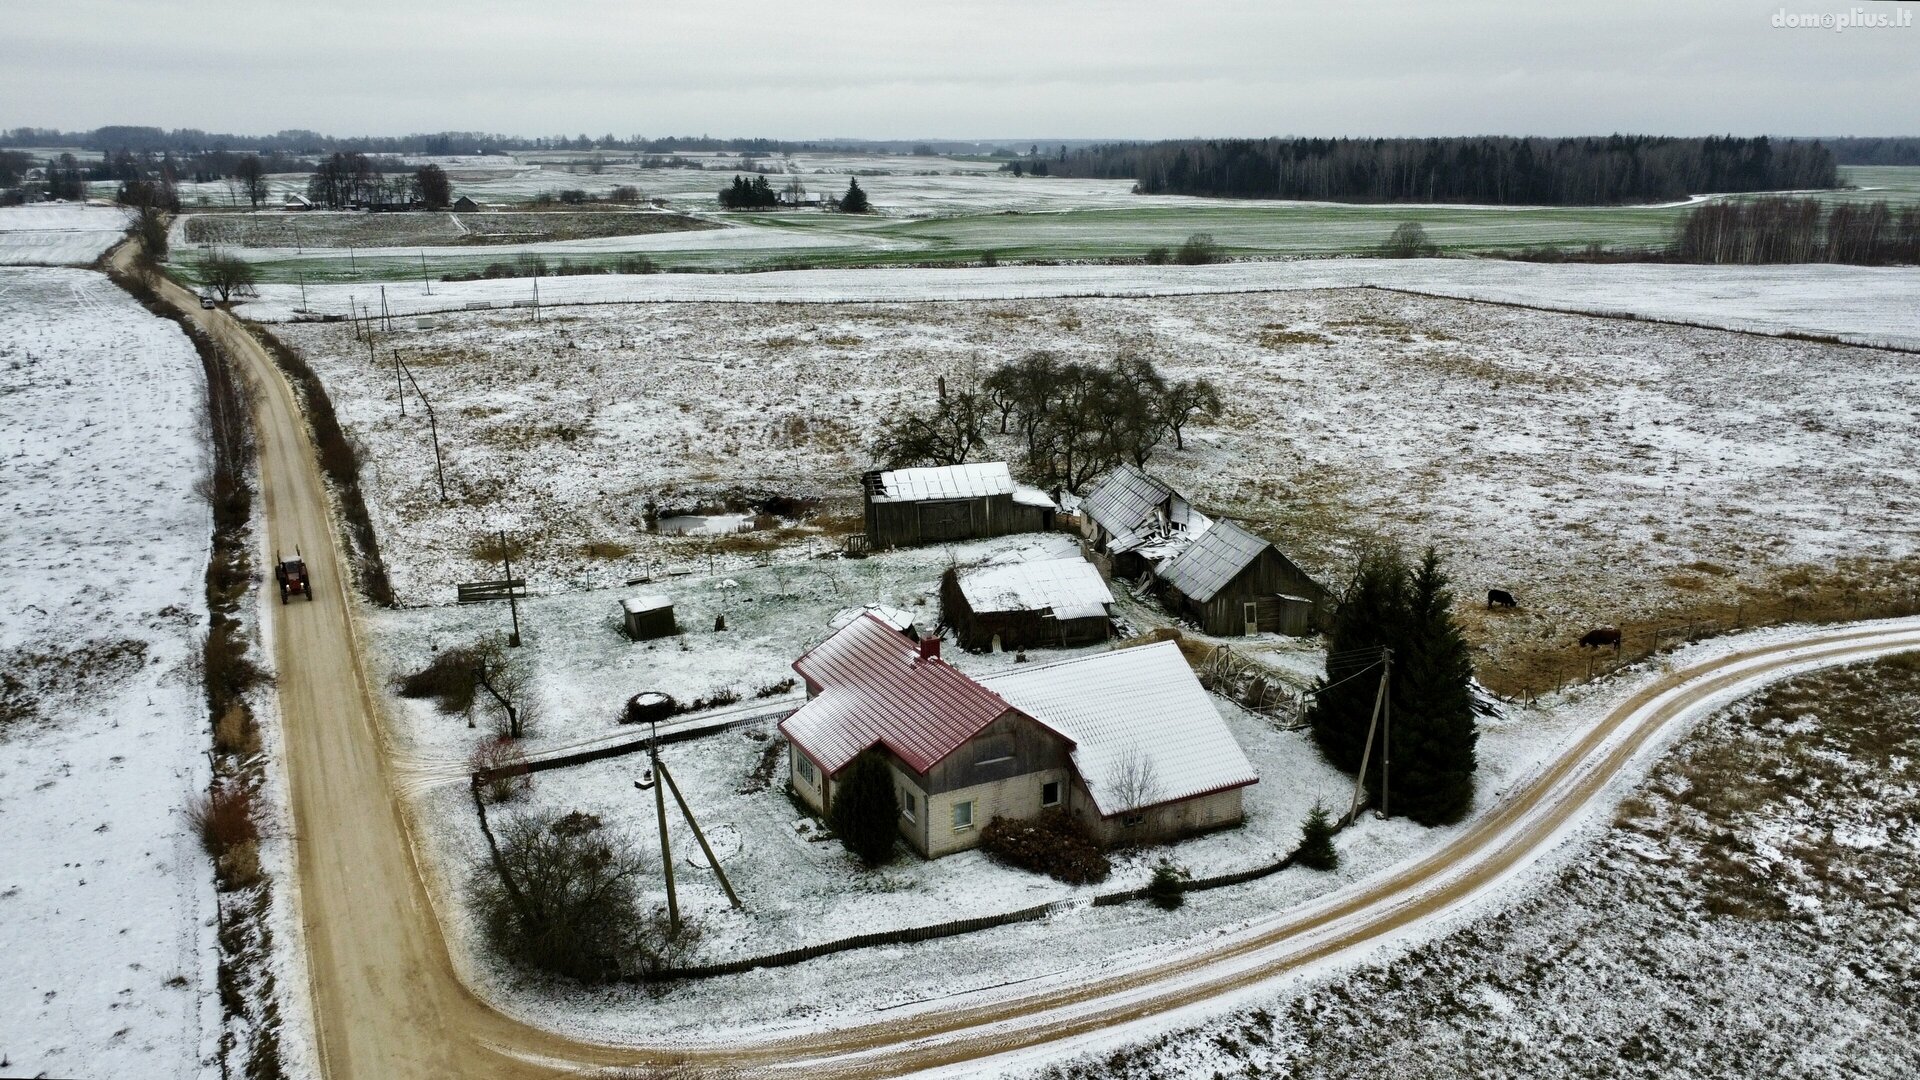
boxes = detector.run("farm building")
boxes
[940,556,1114,652]
[621,594,676,640]
[828,603,922,641]
[861,462,1056,550]
[1154,520,1330,637]
[281,193,313,211]
[779,616,1255,857]
[452,195,479,212]
[1079,464,1211,578]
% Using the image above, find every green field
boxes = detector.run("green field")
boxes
[177,161,1920,285]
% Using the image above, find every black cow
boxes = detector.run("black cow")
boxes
[1579,627,1623,649]
[1487,589,1518,610]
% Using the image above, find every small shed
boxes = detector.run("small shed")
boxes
[452,195,479,212]
[861,462,1055,549]
[622,594,677,640]
[281,193,313,212]
[1154,520,1330,637]
[940,556,1114,651]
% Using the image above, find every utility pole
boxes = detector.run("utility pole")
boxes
[380,285,391,332]
[499,529,521,647]
[397,355,447,501]
[298,271,308,313]
[646,727,680,932]
[658,759,741,909]
[394,350,405,417]
[1347,647,1392,822]
[1380,650,1393,820]
[531,276,541,323]
[420,249,431,295]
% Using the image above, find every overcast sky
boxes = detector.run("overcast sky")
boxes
[5,0,1915,139]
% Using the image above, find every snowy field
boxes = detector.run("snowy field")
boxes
[0,203,131,265]
[1026,653,1920,1080]
[0,268,215,1078]
[240,259,1920,350]
[277,284,1920,694]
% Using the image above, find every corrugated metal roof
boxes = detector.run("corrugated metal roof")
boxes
[956,557,1114,620]
[780,615,1011,775]
[828,604,918,635]
[1080,464,1174,537]
[1155,519,1271,603]
[870,461,1015,504]
[983,641,1257,817]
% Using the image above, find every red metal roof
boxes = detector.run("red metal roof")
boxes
[779,614,1015,776]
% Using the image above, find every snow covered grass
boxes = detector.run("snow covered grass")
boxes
[165,155,1920,279]
[0,203,131,265]
[0,268,215,1078]
[274,286,1920,692]
[1027,653,1920,1080]
[237,259,1920,350]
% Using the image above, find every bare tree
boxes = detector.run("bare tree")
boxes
[198,250,259,302]
[470,809,654,981]
[1381,221,1438,258]
[1104,744,1164,815]
[871,388,989,468]
[472,637,539,740]
[1162,377,1222,450]
[232,155,268,209]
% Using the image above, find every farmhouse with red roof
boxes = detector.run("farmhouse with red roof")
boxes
[779,614,1257,857]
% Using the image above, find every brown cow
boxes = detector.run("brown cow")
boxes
[1579,627,1623,649]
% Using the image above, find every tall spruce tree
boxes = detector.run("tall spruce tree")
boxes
[1307,543,1479,825]
[1308,544,1408,775]
[1390,547,1479,824]
[839,177,870,213]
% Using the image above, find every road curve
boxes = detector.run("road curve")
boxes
[114,243,1920,1079]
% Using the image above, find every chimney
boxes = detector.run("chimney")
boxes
[917,636,941,662]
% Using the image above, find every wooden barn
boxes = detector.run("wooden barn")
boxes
[1078,464,1209,579]
[1154,520,1330,637]
[452,195,479,212]
[940,556,1114,652]
[862,462,1056,550]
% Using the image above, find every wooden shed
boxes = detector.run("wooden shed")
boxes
[452,195,479,212]
[862,462,1055,550]
[939,556,1114,652]
[1154,521,1330,637]
[1078,464,1208,579]
[621,594,677,640]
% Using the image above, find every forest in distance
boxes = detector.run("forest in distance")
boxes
[1052,135,1839,205]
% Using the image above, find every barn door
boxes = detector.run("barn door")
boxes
[1242,601,1258,636]
[918,500,973,541]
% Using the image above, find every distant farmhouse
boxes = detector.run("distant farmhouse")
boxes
[861,461,1056,549]
[940,554,1114,652]
[1156,519,1331,636]
[1081,464,1329,637]
[1079,463,1210,579]
[779,616,1256,856]
[451,195,479,212]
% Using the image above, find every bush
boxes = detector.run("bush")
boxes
[1143,246,1170,265]
[1147,863,1187,910]
[470,736,532,803]
[189,782,260,857]
[979,810,1111,884]
[830,752,900,867]
[471,809,652,981]
[1296,803,1339,871]
[398,646,481,714]
[1174,232,1222,265]
[1381,221,1439,259]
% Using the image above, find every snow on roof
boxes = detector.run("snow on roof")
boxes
[1012,484,1058,509]
[869,461,1015,503]
[957,557,1114,621]
[828,604,918,634]
[1080,463,1174,537]
[983,641,1257,817]
[781,615,1012,775]
[1155,519,1274,603]
[622,594,672,614]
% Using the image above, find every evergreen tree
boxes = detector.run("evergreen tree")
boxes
[1295,803,1338,871]
[1308,544,1408,776]
[1390,548,1480,824]
[830,751,899,867]
[839,177,870,213]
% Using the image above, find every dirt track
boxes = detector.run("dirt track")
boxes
[114,244,1920,1079]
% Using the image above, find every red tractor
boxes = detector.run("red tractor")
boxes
[275,552,315,604]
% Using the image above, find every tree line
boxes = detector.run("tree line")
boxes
[873,351,1221,492]
[305,153,453,210]
[1049,135,1838,205]
[1674,197,1920,265]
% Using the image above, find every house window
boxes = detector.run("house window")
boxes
[795,755,816,786]
[901,790,917,822]
[1041,781,1061,807]
[1121,813,1146,828]
[952,800,975,832]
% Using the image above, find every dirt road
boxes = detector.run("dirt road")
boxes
[114,246,1920,1078]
